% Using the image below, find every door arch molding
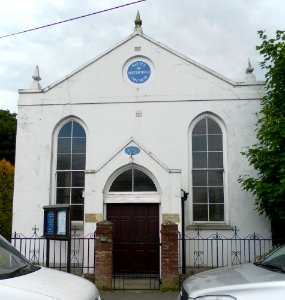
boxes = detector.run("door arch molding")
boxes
[103,163,161,204]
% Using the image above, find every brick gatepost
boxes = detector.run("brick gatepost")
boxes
[95,220,113,290]
[161,221,179,291]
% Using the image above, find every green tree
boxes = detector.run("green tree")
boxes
[0,109,17,165]
[239,30,285,245]
[0,159,14,241]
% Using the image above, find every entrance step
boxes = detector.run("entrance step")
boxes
[112,276,160,290]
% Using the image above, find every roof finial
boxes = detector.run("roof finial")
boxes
[30,65,42,90]
[134,11,143,34]
[245,59,256,82]
[245,59,254,74]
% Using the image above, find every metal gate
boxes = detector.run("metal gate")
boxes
[107,203,160,290]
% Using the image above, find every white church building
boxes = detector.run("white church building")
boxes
[12,13,271,274]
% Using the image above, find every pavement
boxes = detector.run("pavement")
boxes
[101,290,178,300]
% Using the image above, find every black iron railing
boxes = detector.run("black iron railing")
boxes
[112,241,161,290]
[11,226,96,274]
[12,225,273,277]
[179,226,272,274]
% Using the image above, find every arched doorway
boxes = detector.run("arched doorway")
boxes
[105,165,160,275]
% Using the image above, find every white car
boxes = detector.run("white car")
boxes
[179,245,285,300]
[0,234,102,300]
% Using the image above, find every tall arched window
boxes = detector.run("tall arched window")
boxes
[56,120,86,221]
[192,116,224,222]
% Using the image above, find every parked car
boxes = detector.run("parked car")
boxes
[179,245,285,300]
[0,234,101,300]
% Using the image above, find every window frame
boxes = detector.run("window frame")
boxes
[104,164,160,204]
[189,113,228,225]
[109,167,157,192]
[52,118,87,222]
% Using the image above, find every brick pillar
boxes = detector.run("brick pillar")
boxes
[95,220,113,290]
[161,221,179,291]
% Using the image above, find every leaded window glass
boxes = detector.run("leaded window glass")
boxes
[110,167,157,192]
[56,120,86,221]
[192,117,224,222]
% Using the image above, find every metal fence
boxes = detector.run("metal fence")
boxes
[179,226,272,274]
[112,241,161,290]
[12,225,273,278]
[11,226,96,274]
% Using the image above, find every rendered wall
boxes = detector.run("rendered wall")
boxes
[12,32,270,240]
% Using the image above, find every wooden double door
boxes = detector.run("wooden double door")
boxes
[107,203,160,274]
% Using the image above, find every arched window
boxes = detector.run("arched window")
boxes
[109,167,157,192]
[56,120,86,221]
[192,116,224,222]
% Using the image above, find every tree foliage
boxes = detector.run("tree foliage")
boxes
[239,30,285,223]
[0,159,14,241]
[0,109,17,165]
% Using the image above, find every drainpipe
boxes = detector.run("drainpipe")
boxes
[181,189,189,275]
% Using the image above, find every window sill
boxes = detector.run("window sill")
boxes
[186,224,234,231]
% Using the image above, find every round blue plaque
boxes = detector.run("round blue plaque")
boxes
[127,61,151,84]
[125,146,140,155]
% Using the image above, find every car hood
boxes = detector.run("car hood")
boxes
[0,267,99,300]
[183,263,285,298]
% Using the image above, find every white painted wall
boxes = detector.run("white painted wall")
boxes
[13,32,270,240]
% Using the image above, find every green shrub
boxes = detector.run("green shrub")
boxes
[0,159,14,241]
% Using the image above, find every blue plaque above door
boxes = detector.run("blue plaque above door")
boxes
[127,61,151,84]
[125,146,140,155]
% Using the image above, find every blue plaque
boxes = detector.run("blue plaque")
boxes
[46,211,55,235]
[127,61,151,84]
[125,146,140,155]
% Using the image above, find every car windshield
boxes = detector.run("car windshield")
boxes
[256,245,285,272]
[0,235,34,279]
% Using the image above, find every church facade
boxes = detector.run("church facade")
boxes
[12,14,270,273]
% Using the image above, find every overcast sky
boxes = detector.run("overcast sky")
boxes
[0,0,284,113]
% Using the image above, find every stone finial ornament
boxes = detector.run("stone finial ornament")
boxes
[30,65,42,90]
[245,59,254,74]
[245,59,256,82]
[134,11,143,34]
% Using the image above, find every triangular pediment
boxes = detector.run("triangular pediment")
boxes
[19,31,264,104]
[42,32,238,90]
[95,136,180,174]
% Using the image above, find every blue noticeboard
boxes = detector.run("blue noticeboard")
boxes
[127,61,151,84]
[43,205,70,239]
[45,211,55,235]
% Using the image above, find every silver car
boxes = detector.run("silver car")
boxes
[179,245,285,300]
[0,234,102,300]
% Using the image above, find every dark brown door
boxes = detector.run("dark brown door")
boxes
[107,203,159,274]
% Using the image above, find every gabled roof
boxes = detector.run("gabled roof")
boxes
[19,30,264,94]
